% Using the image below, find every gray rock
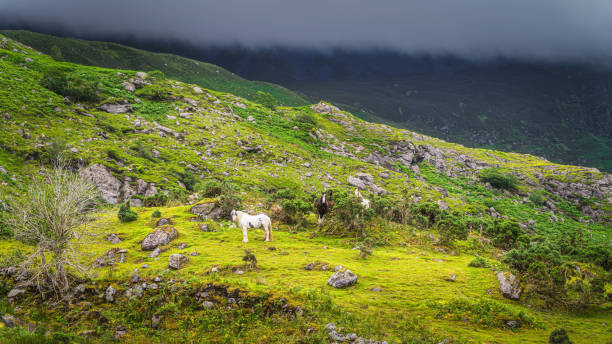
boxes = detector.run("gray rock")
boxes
[304,263,315,270]
[177,242,187,250]
[202,301,214,309]
[7,287,26,300]
[505,320,520,329]
[1,314,16,328]
[122,82,136,92]
[79,164,122,204]
[141,226,178,251]
[348,176,367,189]
[371,287,382,292]
[115,325,127,340]
[168,254,188,270]
[497,272,522,300]
[148,247,161,258]
[334,265,343,272]
[190,202,223,220]
[107,233,122,244]
[328,269,358,288]
[104,286,116,303]
[151,314,162,329]
[98,103,132,114]
[156,218,171,227]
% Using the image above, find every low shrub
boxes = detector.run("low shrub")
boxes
[136,84,170,101]
[41,68,102,102]
[549,328,573,344]
[216,194,242,219]
[429,296,535,328]
[278,198,312,226]
[529,189,547,206]
[152,210,162,218]
[143,191,169,207]
[479,168,518,190]
[181,172,199,192]
[118,201,138,223]
[468,256,490,268]
[326,190,373,237]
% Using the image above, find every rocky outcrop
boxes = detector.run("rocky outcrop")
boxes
[190,202,223,220]
[497,272,521,300]
[141,225,178,251]
[79,164,122,204]
[79,164,158,204]
[93,248,127,267]
[328,269,358,288]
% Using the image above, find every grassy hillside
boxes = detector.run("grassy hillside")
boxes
[0,34,610,343]
[0,30,308,107]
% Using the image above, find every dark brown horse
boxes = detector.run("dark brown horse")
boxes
[315,190,333,224]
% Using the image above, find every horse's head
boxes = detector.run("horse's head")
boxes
[231,209,237,221]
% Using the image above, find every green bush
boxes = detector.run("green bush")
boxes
[484,219,527,250]
[41,68,102,102]
[549,328,573,344]
[435,212,469,245]
[216,194,242,219]
[327,190,373,237]
[468,256,491,268]
[529,189,547,206]
[152,210,162,218]
[479,168,518,190]
[143,191,169,207]
[136,84,170,101]
[147,70,166,82]
[196,179,223,197]
[429,296,535,328]
[181,172,199,192]
[118,201,138,223]
[279,198,312,226]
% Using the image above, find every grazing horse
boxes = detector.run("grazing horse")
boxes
[315,190,333,224]
[231,210,272,243]
[354,188,371,209]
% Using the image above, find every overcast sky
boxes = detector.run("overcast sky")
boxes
[2,0,612,62]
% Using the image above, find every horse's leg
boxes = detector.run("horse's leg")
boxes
[242,225,248,243]
[264,224,271,242]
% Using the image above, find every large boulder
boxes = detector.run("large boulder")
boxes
[328,269,358,288]
[79,164,122,204]
[497,272,522,300]
[168,254,188,270]
[311,102,341,114]
[141,226,178,251]
[190,202,222,220]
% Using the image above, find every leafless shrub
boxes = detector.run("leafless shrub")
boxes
[5,158,99,299]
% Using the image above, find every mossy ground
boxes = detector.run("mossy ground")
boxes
[2,205,611,343]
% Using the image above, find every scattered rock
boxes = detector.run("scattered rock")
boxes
[141,225,178,251]
[79,164,122,204]
[93,248,125,267]
[328,270,358,288]
[505,320,520,329]
[304,263,315,270]
[148,247,161,258]
[156,218,171,227]
[115,325,127,340]
[104,286,116,303]
[107,233,122,244]
[497,272,522,300]
[168,254,188,270]
[1,314,16,328]
[202,301,214,309]
[177,242,187,250]
[151,314,162,329]
[371,287,382,292]
[445,274,456,282]
[347,176,367,190]
[7,287,26,301]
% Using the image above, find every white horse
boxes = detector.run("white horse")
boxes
[231,210,272,243]
[354,188,370,209]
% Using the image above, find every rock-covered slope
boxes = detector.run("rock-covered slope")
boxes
[0,33,610,233]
